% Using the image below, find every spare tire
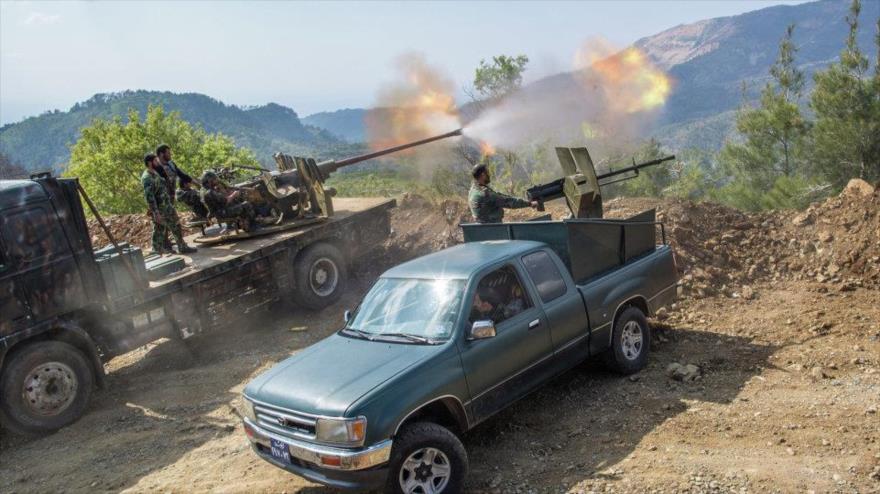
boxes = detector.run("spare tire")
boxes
[293,242,347,310]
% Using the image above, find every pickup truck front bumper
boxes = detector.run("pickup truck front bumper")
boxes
[243,418,392,490]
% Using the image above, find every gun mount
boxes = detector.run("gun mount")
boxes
[526,148,674,219]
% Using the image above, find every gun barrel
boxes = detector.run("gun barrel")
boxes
[596,155,675,180]
[319,128,463,175]
[234,164,271,172]
[526,178,564,203]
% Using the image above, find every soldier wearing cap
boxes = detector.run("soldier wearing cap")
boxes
[468,164,537,223]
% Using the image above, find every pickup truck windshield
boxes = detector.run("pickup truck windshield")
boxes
[345,278,465,342]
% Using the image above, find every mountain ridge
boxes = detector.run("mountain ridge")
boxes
[0,90,362,171]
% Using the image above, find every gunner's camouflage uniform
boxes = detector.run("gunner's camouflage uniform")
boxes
[468,182,530,223]
[201,186,256,229]
[142,167,186,253]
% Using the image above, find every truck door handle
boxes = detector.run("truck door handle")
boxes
[528,319,541,330]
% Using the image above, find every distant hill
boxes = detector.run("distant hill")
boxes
[637,0,878,150]
[301,0,877,153]
[0,90,363,171]
[302,109,368,143]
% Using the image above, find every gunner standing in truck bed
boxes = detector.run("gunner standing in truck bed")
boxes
[468,164,537,223]
[142,153,197,255]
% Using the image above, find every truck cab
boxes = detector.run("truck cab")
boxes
[0,177,109,435]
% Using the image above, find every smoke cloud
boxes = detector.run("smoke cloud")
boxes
[463,38,671,160]
[365,53,462,153]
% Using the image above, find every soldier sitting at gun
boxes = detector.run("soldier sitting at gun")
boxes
[176,178,209,221]
[200,171,257,232]
[469,164,538,224]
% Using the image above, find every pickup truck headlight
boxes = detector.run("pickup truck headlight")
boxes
[239,398,257,423]
[315,416,367,446]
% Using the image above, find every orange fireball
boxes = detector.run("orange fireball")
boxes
[575,40,671,114]
[366,54,462,153]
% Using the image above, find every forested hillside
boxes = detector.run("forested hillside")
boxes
[641,0,878,150]
[0,91,363,171]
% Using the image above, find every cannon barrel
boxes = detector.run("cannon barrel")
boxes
[596,155,675,182]
[317,128,463,177]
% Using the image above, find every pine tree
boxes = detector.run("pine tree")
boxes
[810,0,880,185]
[720,24,809,190]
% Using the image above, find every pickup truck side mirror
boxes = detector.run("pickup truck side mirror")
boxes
[468,320,496,340]
[343,310,352,323]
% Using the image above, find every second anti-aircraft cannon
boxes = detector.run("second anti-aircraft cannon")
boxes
[526,147,674,219]
[197,129,462,243]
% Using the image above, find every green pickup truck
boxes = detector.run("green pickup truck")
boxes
[241,213,678,493]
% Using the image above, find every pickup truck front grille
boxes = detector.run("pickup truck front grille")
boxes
[254,404,317,441]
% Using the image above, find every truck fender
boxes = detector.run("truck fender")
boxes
[393,395,470,437]
[50,321,106,388]
[2,320,106,388]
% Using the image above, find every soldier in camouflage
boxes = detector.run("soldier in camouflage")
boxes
[468,164,537,223]
[142,153,197,255]
[200,171,257,232]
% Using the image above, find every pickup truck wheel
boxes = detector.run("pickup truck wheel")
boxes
[387,422,467,494]
[606,306,651,374]
[293,243,347,310]
[0,341,94,435]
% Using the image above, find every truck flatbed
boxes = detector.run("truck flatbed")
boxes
[150,197,395,290]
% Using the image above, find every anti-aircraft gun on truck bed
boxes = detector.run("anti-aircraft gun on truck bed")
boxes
[526,147,675,219]
[196,129,463,244]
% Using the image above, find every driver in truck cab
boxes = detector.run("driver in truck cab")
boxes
[469,272,528,323]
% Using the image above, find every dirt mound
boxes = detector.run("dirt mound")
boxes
[87,213,199,251]
[774,179,879,287]
[87,214,155,250]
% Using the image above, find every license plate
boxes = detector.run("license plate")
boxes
[270,438,292,464]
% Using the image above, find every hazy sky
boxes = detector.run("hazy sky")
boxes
[0,0,808,125]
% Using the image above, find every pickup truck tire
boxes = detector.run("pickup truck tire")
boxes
[293,242,347,310]
[605,306,651,375]
[0,341,94,435]
[387,421,468,494]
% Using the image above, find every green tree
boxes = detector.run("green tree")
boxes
[66,105,259,214]
[809,0,880,184]
[461,54,534,194]
[720,24,810,189]
[473,55,530,100]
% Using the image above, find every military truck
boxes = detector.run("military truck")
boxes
[0,174,396,435]
[240,212,679,492]
[0,130,470,435]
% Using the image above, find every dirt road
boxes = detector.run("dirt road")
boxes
[3,188,879,492]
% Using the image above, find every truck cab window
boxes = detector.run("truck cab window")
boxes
[521,251,567,303]
[469,265,532,326]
